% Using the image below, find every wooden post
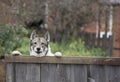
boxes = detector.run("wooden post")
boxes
[0,60,6,82]
[97,4,102,48]
[104,5,109,51]
[108,5,113,57]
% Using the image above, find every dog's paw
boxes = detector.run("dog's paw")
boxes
[54,52,62,57]
[12,51,22,56]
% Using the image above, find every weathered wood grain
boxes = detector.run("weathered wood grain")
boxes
[41,64,56,82]
[89,65,120,82]
[6,63,14,82]
[40,64,71,82]
[90,65,107,82]
[40,64,87,82]
[15,64,27,82]
[70,65,87,82]
[56,64,71,82]
[105,66,120,82]
[5,56,120,65]
[0,61,6,82]
[14,64,41,82]
[3,56,120,82]
[26,64,40,82]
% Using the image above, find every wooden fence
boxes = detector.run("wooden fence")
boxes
[1,56,120,82]
[84,33,113,56]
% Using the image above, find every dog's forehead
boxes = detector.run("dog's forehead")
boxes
[32,37,47,42]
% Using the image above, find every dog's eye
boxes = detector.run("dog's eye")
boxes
[34,42,37,44]
[41,43,44,45]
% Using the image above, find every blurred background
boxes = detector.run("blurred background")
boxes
[0,0,120,57]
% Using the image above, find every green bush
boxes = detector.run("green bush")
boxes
[0,24,29,55]
[0,24,107,57]
[16,37,30,55]
[50,39,107,57]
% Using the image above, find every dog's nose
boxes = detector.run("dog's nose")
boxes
[37,48,40,51]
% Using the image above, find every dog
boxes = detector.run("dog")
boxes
[30,30,62,57]
[11,31,62,57]
[12,19,62,57]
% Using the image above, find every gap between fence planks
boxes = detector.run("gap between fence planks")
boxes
[4,56,120,65]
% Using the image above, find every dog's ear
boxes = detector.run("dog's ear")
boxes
[44,31,50,42]
[30,30,37,40]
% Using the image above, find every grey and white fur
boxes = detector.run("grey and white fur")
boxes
[30,30,62,57]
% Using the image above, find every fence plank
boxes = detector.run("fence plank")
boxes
[41,64,87,82]
[109,36,113,56]
[105,66,120,82]
[90,65,107,82]
[15,64,27,82]
[0,61,6,82]
[6,63,14,82]
[71,65,87,82]
[26,64,40,82]
[41,64,55,82]
[4,57,120,82]
[15,64,41,82]
[89,65,120,82]
[56,64,71,82]
[40,64,72,82]
[102,35,106,50]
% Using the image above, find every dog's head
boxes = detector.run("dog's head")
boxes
[30,31,50,56]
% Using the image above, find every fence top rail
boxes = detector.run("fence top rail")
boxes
[1,56,120,65]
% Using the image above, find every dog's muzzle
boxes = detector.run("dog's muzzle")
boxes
[35,47,42,54]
